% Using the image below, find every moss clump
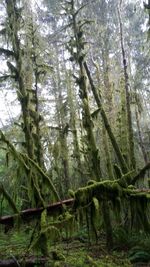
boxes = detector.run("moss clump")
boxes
[68,189,75,198]
[74,180,123,209]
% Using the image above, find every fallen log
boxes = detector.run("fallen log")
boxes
[0,198,74,226]
[0,163,150,227]
[0,257,48,267]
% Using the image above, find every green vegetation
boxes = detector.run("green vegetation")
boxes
[0,227,132,266]
[0,0,149,266]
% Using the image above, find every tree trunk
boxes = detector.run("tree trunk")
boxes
[117,0,136,170]
[69,0,102,181]
[84,62,129,175]
[135,107,148,164]
[66,70,85,186]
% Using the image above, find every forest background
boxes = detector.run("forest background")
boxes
[0,0,150,266]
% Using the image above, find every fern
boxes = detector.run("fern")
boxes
[129,249,150,263]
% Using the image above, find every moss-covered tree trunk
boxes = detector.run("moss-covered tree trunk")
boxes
[101,45,115,179]
[117,0,136,170]
[119,77,129,161]
[68,0,102,182]
[5,0,60,208]
[5,1,61,256]
[5,0,44,167]
[66,0,113,250]
[66,69,85,186]
[53,47,71,196]
[5,0,40,207]
[135,106,148,164]
[84,62,129,175]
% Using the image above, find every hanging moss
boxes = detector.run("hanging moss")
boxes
[90,197,101,242]
[118,170,135,188]
[129,193,150,232]
[68,189,75,198]
[73,179,150,250]
[74,180,122,208]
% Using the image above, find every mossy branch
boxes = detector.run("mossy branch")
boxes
[74,179,150,209]
[0,130,60,204]
[0,130,29,170]
[21,153,60,202]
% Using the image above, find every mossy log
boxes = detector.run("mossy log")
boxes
[1,174,150,227]
[74,180,150,208]
[0,257,47,267]
[0,162,150,233]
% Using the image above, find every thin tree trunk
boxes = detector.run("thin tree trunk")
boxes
[66,70,84,185]
[53,44,71,195]
[84,62,129,175]
[117,1,136,170]
[101,47,115,179]
[135,107,148,164]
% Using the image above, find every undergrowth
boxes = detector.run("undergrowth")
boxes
[0,225,150,266]
[114,227,150,264]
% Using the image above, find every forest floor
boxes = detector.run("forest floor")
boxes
[0,226,150,267]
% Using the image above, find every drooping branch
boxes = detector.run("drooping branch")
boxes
[21,153,60,202]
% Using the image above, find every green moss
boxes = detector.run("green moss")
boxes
[41,209,47,228]
[118,170,135,188]
[90,197,101,241]
[68,189,75,198]
[74,180,124,210]
[87,180,96,186]
[127,185,136,189]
